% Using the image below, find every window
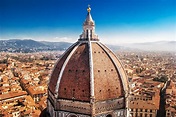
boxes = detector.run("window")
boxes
[140,113,142,117]
[86,30,88,38]
[145,114,147,117]
[135,113,138,117]
[106,114,112,117]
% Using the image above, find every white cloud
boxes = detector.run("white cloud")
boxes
[51,37,75,42]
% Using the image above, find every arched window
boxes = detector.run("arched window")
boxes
[106,114,112,117]
[90,30,93,38]
[86,30,89,38]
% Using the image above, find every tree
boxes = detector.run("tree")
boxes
[153,75,168,83]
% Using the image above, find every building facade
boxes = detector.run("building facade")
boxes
[47,6,129,117]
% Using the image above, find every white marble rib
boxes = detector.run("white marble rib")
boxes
[88,40,95,102]
[54,42,81,98]
[97,42,129,115]
[48,42,79,89]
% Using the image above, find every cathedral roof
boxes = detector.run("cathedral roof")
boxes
[48,5,129,103]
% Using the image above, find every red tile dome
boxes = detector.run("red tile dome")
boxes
[48,41,129,102]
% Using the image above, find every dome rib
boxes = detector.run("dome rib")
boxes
[54,42,81,98]
[88,41,95,103]
[48,42,79,95]
[57,42,91,102]
[98,43,129,111]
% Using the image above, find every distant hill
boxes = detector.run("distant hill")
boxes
[121,41,176,52]
[0,39,72,53]
[40,41,72,50]
[0,39,175,53]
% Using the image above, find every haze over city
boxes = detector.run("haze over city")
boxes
[0,0,175,44]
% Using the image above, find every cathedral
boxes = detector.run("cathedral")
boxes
[47,5,129,117]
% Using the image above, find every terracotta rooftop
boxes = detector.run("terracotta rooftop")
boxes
[0,91,27,101]
[129,100,159,110]
[27,86,46,96]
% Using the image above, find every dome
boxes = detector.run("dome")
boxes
[47,5,129,117]
[49,42,128,101]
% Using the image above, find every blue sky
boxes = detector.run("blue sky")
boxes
[0,0,175,44]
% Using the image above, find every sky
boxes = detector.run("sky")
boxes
[0,0,175,44]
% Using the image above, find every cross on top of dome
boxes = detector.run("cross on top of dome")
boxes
[87,5,91,12]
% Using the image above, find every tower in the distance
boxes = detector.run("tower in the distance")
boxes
[47,5,129,117]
